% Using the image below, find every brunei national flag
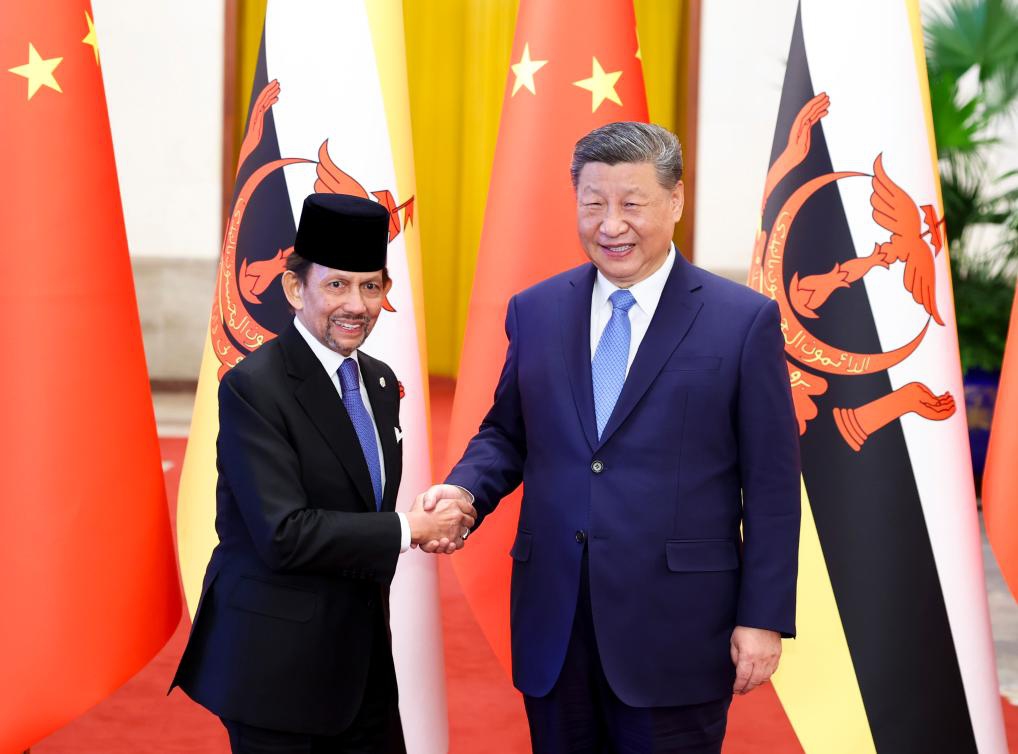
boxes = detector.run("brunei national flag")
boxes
[175,2,447,749]
[748,1,1008,752]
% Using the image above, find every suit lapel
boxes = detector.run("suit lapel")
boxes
[560,265,599,451]
[358,353,400,512]
[280,325,376,511]
[596,254,704,450]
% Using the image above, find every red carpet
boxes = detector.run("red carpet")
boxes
[33,378,1018,753]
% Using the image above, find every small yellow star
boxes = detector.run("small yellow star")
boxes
[573,57,623,112]
[83,11,100,65]
[8,43,63,100]
[511,43,548,97]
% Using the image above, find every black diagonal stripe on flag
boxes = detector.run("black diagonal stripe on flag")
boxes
[762,7,977,752]
[226,28,297,350]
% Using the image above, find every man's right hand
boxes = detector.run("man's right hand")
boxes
[407,490,476,555]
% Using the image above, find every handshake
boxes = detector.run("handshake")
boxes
[406,484,477,555]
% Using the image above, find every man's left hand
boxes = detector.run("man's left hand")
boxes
[730,626,782,695]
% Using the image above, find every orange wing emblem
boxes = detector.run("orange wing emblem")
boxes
[869,154,944,325]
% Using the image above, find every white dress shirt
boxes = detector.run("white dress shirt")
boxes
[590,245,676,374]
[293,317,411,553]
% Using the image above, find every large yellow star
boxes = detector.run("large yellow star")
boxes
[83,11,100,65]
[573,57,622,112]
[511,43,548,97]
[8,43,63,100]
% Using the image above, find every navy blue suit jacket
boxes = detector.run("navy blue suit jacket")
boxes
[447,255,801,707]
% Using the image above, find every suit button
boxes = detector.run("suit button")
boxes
[591,460,604,474]
[366,597,375,608]
[575,530,587,544]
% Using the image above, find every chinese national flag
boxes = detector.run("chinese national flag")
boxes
[447,0,648,676]
[0,3,181,751]
[984,285,1018,601]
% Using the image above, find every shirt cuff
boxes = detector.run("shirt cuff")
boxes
[397,512,411,553]
[453,485,475,504]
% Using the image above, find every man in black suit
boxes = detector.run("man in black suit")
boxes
[172,194,475,753]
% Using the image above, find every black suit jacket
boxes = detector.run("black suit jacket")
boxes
[171,323,404,736]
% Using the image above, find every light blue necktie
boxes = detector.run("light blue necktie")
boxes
[592,289,637,439]
[339,358,383,510]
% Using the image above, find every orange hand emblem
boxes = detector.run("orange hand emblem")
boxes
[762,92,830,208]
[834,382,956,451]
[236,80,281,178]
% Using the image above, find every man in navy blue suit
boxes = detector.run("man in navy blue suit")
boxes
[422,122,801,753]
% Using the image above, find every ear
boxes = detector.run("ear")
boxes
[382,277,393,296]
[670,181,685,223]
[281,270,304,311]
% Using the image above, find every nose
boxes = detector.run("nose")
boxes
[344,287,368,315]
[599,205,628,237]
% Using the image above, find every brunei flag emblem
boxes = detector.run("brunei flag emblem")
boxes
[748,2,1008,753]
[210,78,414,379]
[749,93,955,448]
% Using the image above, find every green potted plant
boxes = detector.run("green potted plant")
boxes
[925,0,1018,488]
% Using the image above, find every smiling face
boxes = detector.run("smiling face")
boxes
[282,263,391,356]
[575,160,684,288]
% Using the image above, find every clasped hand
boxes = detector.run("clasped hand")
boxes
[407,484,476,555]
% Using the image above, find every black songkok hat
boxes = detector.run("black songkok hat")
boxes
[294,193,390,272]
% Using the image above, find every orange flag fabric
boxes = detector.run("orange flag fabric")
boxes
[0,3,181,750]
[983,284,1018,601]
[446,0,648,676]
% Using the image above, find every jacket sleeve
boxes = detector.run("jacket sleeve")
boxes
[735,299,802,637]
[445,295,527,527]
[217,369,401,583]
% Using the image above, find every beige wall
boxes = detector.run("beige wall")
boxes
[693,0,799,279]
[93,0,224,381]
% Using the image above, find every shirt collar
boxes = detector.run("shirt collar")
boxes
[293,316,359,379]
[593,243,676,317]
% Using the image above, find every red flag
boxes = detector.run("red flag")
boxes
[984,284,1018,601]
[447,0,648,676]
[0,4,181,750]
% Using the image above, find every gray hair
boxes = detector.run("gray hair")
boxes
[570,122,683,189]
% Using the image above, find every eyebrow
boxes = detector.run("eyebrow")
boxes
[580,186,648,198]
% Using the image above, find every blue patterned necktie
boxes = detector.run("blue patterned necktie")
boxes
[592,289,637,439]
[339,358,383,510]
